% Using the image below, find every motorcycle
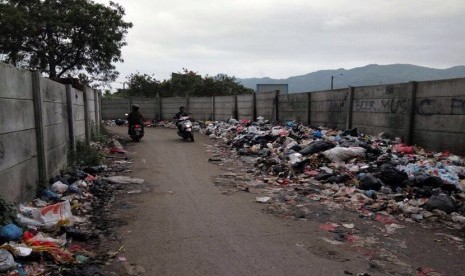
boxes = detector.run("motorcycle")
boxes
[129,123,143,142]
[176,116,194,142]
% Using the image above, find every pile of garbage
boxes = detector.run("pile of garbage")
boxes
[0,137,142,275]
[103,119,155,127]
[200,118,465,228]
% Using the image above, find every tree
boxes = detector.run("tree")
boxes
[116,69,254,98]
[0,0,132,87]
[125,72,161,97]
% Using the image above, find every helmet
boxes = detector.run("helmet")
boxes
[132,104,139,111]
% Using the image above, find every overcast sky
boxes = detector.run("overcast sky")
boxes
[95,0,465,88]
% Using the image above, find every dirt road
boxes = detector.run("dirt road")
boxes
[106,127,374,276]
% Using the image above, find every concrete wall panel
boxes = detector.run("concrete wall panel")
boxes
[0,158,38,202]
[45,123,69,151]
[190,97,212,121]
[311,89,348,101]
[46,143,68,177]
[352,113,406,129]
[214,96,235,121]
[162,97,187,120]
[43,101,68,126]
[0,99,35,133]
[353,84,409,99]
[413,130,465,153]
[131,99,158,120]
[0,130,37,172]
[41,78,66,102]
[256,91,276,120]
[279,93,308,122]
[237,94,253,120]
[414,115,465,132]
[0,63,33,99]
[73,89,84,105]
[416,78,465,97]
[74,121,86,142]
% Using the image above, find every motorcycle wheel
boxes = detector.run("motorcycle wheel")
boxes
[189,132,194,142]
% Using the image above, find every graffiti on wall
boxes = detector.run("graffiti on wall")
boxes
[353,98,407,114]
[417,97,465,116]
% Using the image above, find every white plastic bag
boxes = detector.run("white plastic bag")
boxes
[51,181,69,194]
[323,146,366,162]
[17,201,74,229]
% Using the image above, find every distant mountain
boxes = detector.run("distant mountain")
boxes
[237,64,465,93]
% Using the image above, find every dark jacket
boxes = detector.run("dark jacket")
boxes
[175,111,188,119]
[127,111,144,125]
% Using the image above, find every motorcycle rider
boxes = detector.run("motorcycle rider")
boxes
[174,106,188,132]
[127,104,145,135]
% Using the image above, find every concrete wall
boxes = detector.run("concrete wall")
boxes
[413,78,465,153]
[101,98,130,120]
[41,78,69,178]
[0,63,100,203]
[131,98,159,121]
[214,96,235,121]
[190,97,212,121]
[279,92,308,123]
[0,64,39,202]
[309,89,348,129]
[256,91,278,121]
[73,88,86,142]
[237,94,254,120]
[162,97,188,120]
[351,84,410,138]
[101,77,465,154]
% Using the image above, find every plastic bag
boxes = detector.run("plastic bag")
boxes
[51,181,69,194]
[0,249,15,272]
[17,201,74,229]
[323,146,366,162]
[0,224,23,241]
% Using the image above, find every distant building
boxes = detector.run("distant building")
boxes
[256,84,288,94]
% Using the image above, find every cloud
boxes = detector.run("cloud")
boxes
[95,0,465,87]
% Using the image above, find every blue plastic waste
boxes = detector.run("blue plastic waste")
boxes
[40,189,60,201]
[313,130,323,139]
[0,224,23,241]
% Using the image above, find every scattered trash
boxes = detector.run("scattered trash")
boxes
[104,175,144,184]
[0,224,23,241]
[199,118,465,232]
[342,223,355,229]
[0,249,15,272]
[0,133,143,275]
[256,197,271,203]
[17,201,74,229]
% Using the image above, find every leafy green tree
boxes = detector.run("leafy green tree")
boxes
[0,0,132,87]
[117,69,254,98]
[170,68,203,97]
[125,72,161,97]
[199,74,254,96]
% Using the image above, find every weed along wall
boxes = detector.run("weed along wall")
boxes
[0,63,101,203]
[102,77,465,154]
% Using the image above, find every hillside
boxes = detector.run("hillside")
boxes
[237,64,465,93]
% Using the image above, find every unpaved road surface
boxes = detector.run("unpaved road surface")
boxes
[104,127,464,276]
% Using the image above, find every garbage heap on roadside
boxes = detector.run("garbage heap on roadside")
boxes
[200,118,465,228]
[0,137,141,275]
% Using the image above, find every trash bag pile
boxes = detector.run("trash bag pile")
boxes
[0,137,142,275]
[201,118,465,228]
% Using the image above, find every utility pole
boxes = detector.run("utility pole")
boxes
[331,74,343,90]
